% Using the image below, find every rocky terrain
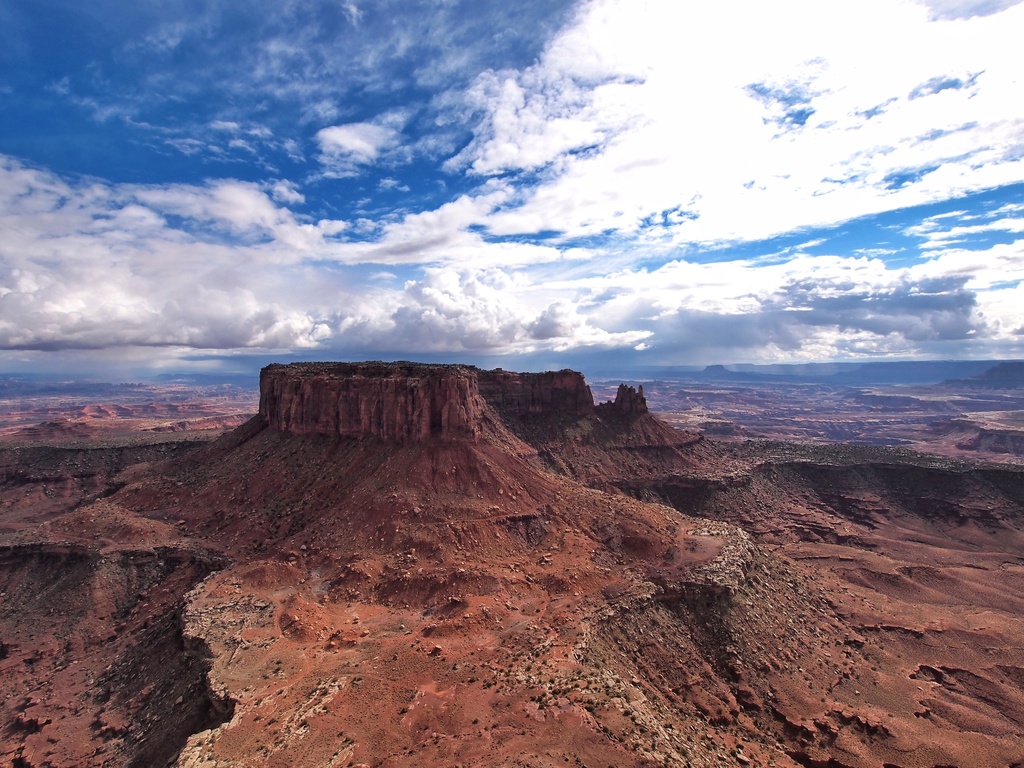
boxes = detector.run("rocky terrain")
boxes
[0,377,257,441]
[1,362,1023,767]
[592,364,1024,464]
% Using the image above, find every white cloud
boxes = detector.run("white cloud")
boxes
[332,268,650,354]
[0,156,649,359]
[316,120,402,174]
[159,120,288,168]
[451,0,1024,246]
[136,181,292,239]
[523,247,1003,364]
[131,179,347,254]
[377,177,410,192]
[270,179,305,205]
[0,158,344,353]
[905,205,1024,250]
[139,20,189,52]
[5,0,1024,368]
[343,2,363,26]
[314,188,572,268]
[444,69,611,176]
[1,145,1017,364]
[317,122,394,163]
[920,0,1024,19]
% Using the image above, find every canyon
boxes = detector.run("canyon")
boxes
[1,362,1023,767]
[598,362,1024,464]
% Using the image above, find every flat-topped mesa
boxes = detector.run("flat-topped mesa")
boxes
[477,369,595,419]
[596,383,649,417]
[259,362,487,442]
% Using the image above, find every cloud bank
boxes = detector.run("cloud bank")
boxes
[1,0,1022,373]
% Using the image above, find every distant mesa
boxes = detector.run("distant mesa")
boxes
[955,361,1024,388]
[12,418,100,440]
[955,426,1024,455]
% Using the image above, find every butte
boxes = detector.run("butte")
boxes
[2,362,1023,767]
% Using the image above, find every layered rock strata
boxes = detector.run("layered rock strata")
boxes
[477,368,594,419]
[259,362,487,442]
[259,362,599,442]
[595,383,648,417]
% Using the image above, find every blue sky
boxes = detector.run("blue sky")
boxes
[1,0,1023,377]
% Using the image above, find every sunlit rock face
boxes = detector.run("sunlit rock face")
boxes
[259,362,488,442]
[259,363,602,443]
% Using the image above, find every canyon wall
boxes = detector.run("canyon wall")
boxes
[259,362,487,442]
[259,363,603,441]
[477,368,594,419]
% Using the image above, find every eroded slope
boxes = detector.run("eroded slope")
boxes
[2,363,1024,768]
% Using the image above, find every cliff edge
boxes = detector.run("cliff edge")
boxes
[259,362,487,442]
[259,362,600,442]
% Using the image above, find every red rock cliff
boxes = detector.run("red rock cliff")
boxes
[595,383,648,417]
[259,362,487,442]
[477,369,594,419]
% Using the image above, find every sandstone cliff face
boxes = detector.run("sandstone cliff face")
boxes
[260,361,679,444]
[596,383,648,417]
[259,362,647,442]
[259,362,487,442]
[477,368,594,419]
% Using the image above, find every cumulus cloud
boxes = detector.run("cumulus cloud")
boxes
[457,0,1024,245]
[4,0,1024,370]
[326,268,650,355]
[0,157,649,360]
[389,269,530,351]
[5,133,1022,368]
[316,122,399,168]
[538,248,1007,364]
[270,180,305,205]
[0,158,335,353]
[132,179,348,253]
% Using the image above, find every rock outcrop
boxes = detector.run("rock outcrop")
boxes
[259,362,487,442]
[259,363,601,442]
[595,383,648,417]
[956,426,1024,455]
[477,368,594,419]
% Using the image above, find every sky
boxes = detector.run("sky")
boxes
[1,0,1023,378]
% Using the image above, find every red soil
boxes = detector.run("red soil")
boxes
[1,363,1023,768]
